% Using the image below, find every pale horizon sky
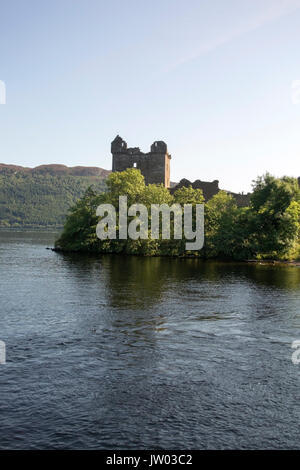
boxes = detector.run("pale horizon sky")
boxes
[0,0,300,193]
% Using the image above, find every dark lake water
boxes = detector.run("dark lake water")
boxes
[0,231,300,449]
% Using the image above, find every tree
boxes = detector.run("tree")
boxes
[249,174,300,259]
[173,185,204,205]
[204,191,240,259]
[105,168,145,207]
[56,170,300,261]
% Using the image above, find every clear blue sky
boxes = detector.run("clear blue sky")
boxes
[0,0,300,193]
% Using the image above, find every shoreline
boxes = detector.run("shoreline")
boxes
[245,259,300,266]
[51,247,300,265]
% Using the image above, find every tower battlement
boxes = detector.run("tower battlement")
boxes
[111,135,171,188]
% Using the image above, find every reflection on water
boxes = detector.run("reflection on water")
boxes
[0,231,299,449]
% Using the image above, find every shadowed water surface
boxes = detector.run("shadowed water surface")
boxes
[0,231,300,449]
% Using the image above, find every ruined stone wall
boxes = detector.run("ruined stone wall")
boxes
[170,178,250,206]
[111,136,298,207]
[170,178,220,201]
[227,191,251,207]
[111,136,171,187]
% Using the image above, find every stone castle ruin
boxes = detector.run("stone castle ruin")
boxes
[111,136,252,205]
[111,135,171,188]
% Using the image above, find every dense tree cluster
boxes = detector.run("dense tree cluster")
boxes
[56,169,300,260]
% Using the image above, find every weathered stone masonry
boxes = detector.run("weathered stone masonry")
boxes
[111,136,298,206]
[111,135,171,188]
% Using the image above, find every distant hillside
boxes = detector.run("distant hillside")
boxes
[0,164,110,228]
[0,163,110,178]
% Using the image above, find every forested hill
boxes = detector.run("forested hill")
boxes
[0,164,110,228]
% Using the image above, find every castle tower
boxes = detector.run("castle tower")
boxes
[111,136,171,188]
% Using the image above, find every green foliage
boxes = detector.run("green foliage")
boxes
[173,185,205,205]
[203,174,300,260]
[204,191,240,259]
[247,174,300,259]
[105,168,145,207]
[0,171,106,228]
[56,170,300,261]
[56,169,202,256]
